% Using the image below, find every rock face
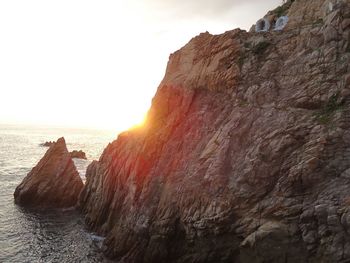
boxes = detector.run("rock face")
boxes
[70,150,87,160]
[15,137,84,208]
[79,0,350,262]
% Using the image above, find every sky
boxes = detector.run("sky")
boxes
[0,0,281,132]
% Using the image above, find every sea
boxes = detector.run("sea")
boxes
[0,124,117,263]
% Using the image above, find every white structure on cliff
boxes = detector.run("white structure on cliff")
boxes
[255,18,270,32]
[274,16,289,31]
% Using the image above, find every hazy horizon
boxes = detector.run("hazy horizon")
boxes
[0,0,281,132]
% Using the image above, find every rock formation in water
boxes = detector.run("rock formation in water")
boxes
[40,141,54,147]
[15,137,84,208]
[79,0,350,262]
[70,150,87,160]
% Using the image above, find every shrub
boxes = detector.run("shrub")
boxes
[252,41,271,55]
[271,0,294,17]
[238,55,245,70]
[315,93,345,125]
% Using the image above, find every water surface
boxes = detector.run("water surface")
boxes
[0,124,116,262]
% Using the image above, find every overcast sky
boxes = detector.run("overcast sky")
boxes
[146,0,279,19]
[0,0,281,131]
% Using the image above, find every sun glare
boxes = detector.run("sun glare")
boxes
[127,112,148,131]
[117,111,148,132]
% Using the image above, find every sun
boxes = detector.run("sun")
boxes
[92,102,150,132]
[122,112,148,131]
[127,113,148,131]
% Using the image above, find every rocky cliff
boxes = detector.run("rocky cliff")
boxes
[15,137,83,208]
[79,0,350,262]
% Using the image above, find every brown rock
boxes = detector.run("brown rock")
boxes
[323,25,339,43]
[342,18,350,30]
[14,137,83,208]
[79,0,350,262]
[70,150,87,160]
[40,141,54,147]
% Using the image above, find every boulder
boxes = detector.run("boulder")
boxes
[40,141,54,147]
[14,137,83,208]
[70,150,87,160]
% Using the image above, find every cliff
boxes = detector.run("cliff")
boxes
[79,0,350,262]
[15,137,83,208]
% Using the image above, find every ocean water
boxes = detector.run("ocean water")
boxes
[0,124,117,263]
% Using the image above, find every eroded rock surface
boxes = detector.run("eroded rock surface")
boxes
[15,137,83,208]
[79,0,350,262]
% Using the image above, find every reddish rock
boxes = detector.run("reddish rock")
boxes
[14,137,83,208]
